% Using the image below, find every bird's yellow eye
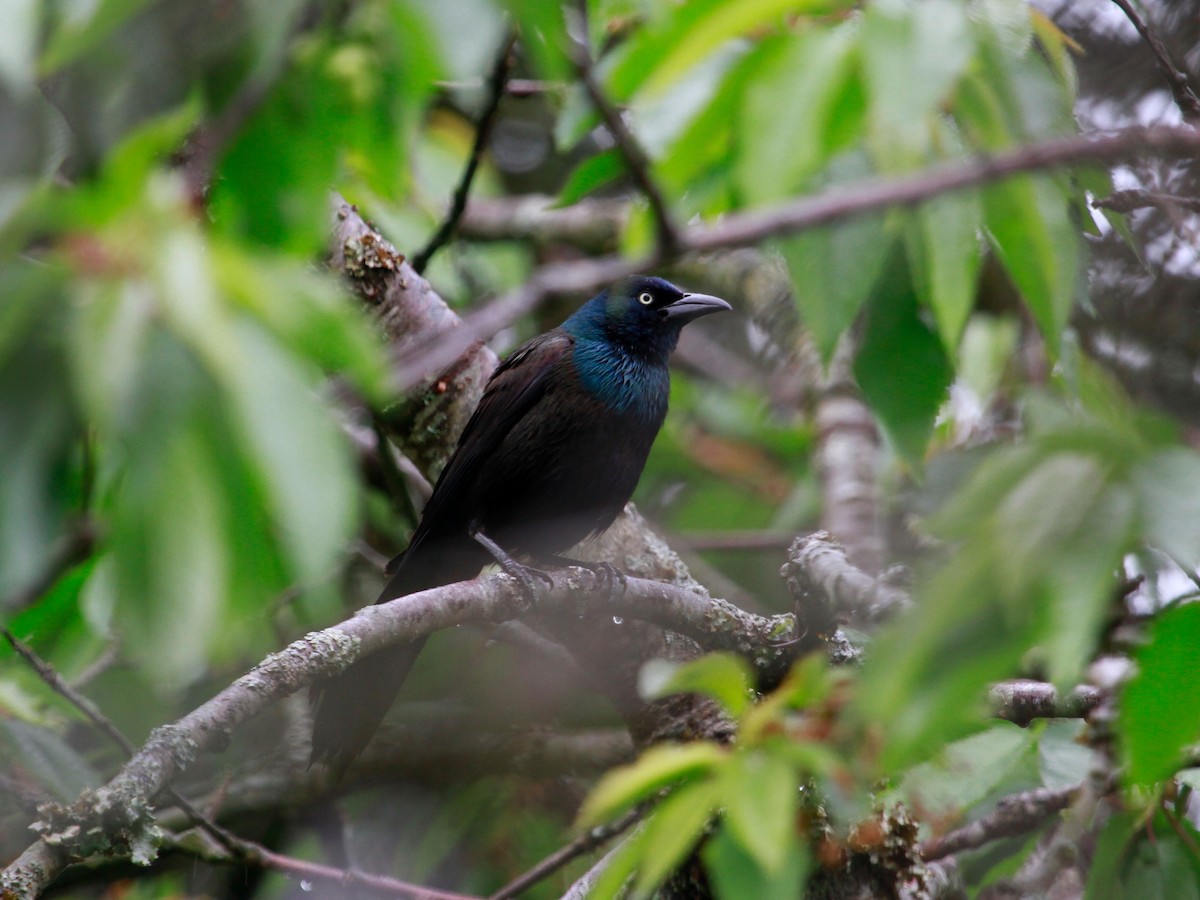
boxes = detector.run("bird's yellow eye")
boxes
[638,292,654,305]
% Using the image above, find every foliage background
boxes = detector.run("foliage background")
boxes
[4,0,1200,897]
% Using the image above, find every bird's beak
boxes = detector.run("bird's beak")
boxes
[663,293,732,322]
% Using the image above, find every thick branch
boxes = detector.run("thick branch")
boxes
[988,681,1104,726]
[0,572,793,897]
[782,531,911,633]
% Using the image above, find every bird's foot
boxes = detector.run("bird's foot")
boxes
[472,529,553,606]
[541,556,628,599]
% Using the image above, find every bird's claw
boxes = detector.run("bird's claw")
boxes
[587,561,627,599]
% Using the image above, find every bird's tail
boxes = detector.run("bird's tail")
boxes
[309,541,484,770]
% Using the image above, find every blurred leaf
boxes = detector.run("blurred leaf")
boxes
[0,0,39,93]
[580,742,726,825]
[0,281,82,598]
[983,174,1079,350]
[1085,812,1200,900]
[854,253,954,466]
[705,823,809,900]
[1134,449,1200,571]
[778,211,891,360]
[40,0,155,74]
[640,653,753,718]
[720,750,799,872]
[631,781,720,896]
[606,0,847,102]
[734,27,862,206]
[907,186,983,350]
[0,719,102,802]
[504,0,570,81]
[557,149,623,206]
[1038,719,1092,791]
[861,0,973,169]
[897,724,1034,816]
[1121,603,1200,787]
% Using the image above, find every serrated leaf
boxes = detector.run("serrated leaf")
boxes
[854,254,954,467]
[861,0,973,169]
[907,187,982,351]
[778,212,891,360]
[640,653,753,718]
[720,750,799,872]
[1120,603,1200,787]
[983,174,1079,350]
[580,742,726,825]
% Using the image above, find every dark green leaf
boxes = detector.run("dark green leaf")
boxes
[720,750,799,872]
[854,253,954,466]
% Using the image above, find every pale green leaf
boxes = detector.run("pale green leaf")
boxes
[632,782,720,896]
[580,742,726,825]
[640,653,754,718]
[1135,449,1200,570]
[720,750,799,872]
[907,187,983,350]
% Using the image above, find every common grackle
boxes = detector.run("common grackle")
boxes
[311,275,730,767]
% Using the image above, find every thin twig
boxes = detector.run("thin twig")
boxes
[919,784,1078,861]
[1093,188,1200,215]
[489,806,643,900]
[566,9,682,256]
[1108,0,1200,123]
[412,33,517,274]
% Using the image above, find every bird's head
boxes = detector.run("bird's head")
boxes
[563,275,731,355]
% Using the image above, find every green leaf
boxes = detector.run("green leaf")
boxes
[854,252,954,467]
[606,0,848,102]
[704,823,810,900]
[1121,603,1200,787]
[861,0,973,169]
[580,742,726,825]
[907,187,983,350]
[898,724,1034,815]
[557,150,624,207]
[0,0,39,94]
[720,750,799,872]
[1085,812,1200,900]
[778,210,891,360]
[1135,449,1200,570]
[640,653,754,718]
[734,27,863,206]
[983,174,1080,350]
[1038,719,1092,791]
[503,0,569,80]
[631,781,720,897]
[40,0,156,73]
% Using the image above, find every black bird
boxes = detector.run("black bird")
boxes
[311,275,730,767]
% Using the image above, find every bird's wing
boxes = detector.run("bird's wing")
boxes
[404,330,574,553]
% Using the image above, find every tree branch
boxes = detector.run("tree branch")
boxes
[566,9,682,256]
[376,125,1200,396]
[0,571,794,897]
[988,681,1104,726]
[411,33,517,274]
[1108,0,1200,123]
[1092,188,1200,215]
[919,784,1078,862]
[488,806,642,900]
